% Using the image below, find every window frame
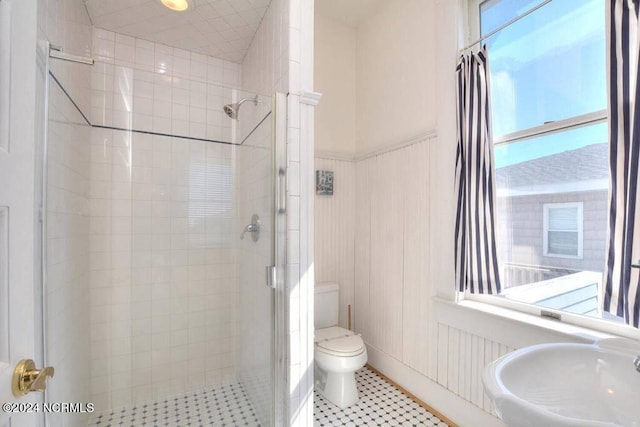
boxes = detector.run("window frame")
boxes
[458,0,640,338]
[542,202,584,259]
[468,0,609,144]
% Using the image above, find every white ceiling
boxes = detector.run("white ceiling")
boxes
[84,0,272,63]
[315,0,387,28]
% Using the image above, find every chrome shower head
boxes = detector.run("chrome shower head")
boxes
[223,103,238,119]
[223,96,258,120]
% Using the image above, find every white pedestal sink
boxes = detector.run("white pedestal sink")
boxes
[483,339,640,427]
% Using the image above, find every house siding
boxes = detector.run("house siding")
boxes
[496,190,608,288]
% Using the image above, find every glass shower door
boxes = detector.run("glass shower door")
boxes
[42,42,286,425]
[235,91,286,426]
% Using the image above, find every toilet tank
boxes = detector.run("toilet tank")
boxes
[314,282,339,329]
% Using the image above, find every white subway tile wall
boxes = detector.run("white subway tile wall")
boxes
[38,0,93,426]
[88,29,244,413]
[90,29,241,143]
[241,0,290,97]
[46,84,92,427]
[88,129,239,412]
[286,0,317,425]
[236,113,274,425]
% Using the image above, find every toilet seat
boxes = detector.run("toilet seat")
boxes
[317,335,365,357]
[315,326,365,357]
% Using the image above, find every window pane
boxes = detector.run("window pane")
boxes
[495,123,608,317]
[548,231,578,256]
[481,0,606,137]
[480,0,547,36]
[548,207,578,231]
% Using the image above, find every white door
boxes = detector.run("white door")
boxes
[0,0,46,426]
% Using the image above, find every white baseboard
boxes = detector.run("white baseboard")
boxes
[366,345,505,427]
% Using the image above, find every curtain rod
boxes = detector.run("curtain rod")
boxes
[460,0,554,53]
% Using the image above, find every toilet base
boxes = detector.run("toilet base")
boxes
[316,367,359,408]
[314,349,367,409]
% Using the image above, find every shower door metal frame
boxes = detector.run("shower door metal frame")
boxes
[272,92,288,427]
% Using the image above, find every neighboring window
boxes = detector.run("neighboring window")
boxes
[543,203,583,259]
[470,0,614,321]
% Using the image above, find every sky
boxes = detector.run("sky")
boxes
[480,0,607,167]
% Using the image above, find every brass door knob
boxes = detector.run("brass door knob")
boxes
[12,359,55,396]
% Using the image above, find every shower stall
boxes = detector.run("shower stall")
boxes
[39,39,287,426]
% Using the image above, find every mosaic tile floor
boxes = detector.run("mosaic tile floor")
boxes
[314,367,450,427]
[88,367,449,426]
[88,382,260,426]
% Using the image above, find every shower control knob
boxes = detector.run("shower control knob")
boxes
[240,214,261,242]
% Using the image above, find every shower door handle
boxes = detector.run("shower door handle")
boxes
[266,265,276,289]
[277,168,286,214]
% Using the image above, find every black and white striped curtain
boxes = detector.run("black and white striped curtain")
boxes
[454,47,502,295]
[604,0,640,327]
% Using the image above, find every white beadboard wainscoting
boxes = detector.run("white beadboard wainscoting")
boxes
[315,133,434,356]
[366,298,600,427]
[355,138,432,369]
[314,157,355,329]
[435,323,515,415]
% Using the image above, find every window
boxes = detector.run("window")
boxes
[468,0,617,322]
[543,202,583,258]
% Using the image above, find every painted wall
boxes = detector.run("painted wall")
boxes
[313,13,356,156]
[312,7,357,338]
[314,4,438,334]
[355,0,437,155]
[1,3,41,427]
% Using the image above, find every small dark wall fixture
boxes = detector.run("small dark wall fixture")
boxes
[316,170,334,195]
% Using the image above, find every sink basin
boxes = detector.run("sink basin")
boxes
[483,339,640,427]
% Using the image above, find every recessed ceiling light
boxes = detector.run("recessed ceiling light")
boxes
[161,0,189,11]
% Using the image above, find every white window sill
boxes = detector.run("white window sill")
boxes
[433,296,640,349]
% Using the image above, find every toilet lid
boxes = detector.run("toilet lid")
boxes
[317,334,365,356]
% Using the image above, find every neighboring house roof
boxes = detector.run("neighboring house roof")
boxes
[496,143,609,196]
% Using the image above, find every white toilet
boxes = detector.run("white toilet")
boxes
[314,282,367,408]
